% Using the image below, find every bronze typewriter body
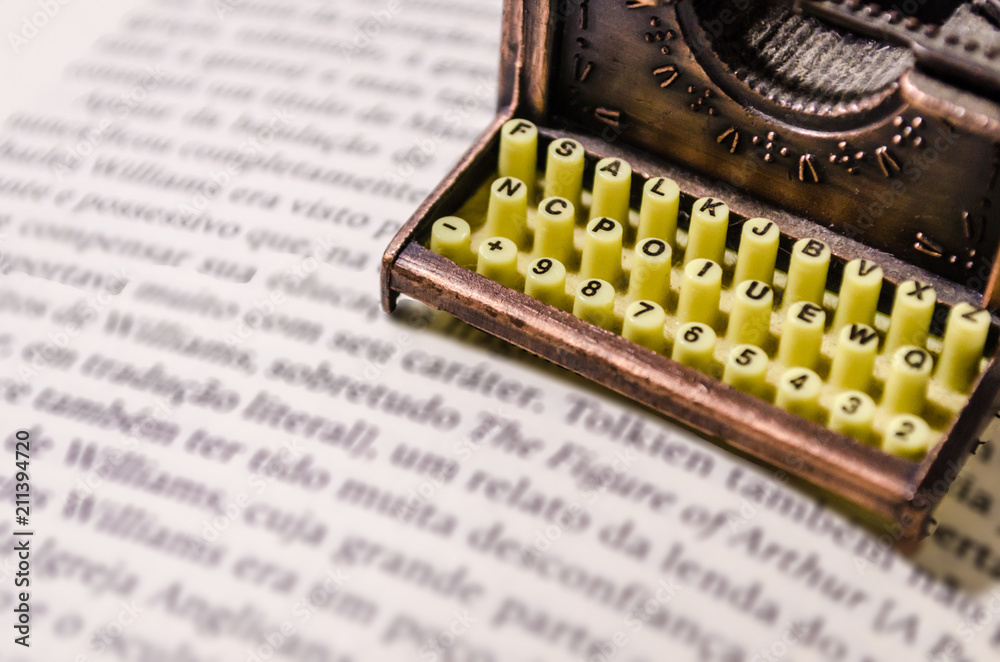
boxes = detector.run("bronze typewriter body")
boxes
[381,0,1000,542]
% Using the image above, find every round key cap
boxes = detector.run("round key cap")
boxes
[829,390,876,444]
[882,346,932,415]
[498,119,538,200]
[784,238,830,307]
[723,344,769,396]
[573,278,616,330]
[828,323,879,392]
[733,218,779,286]
[623,300,666,353]
[477,236,520,289]
[672,322,716,373]
[884,279,935,353]
[627,237,672,306]
[525,257,567,309]
[581,216,623,283]
[534,197,575,264]
[685,197,729,266]
[483,176,528,246]
[590,157,631,224]
[727,279,773,346]
[778,301,825,369]
[677,258,722,327]
[883,414,932,460]
[832,258,882,332]
[430,216,472,266]
[935,302,990,393]
[637,177,680,244]
[776,367,822,419]
[543,138,584,209]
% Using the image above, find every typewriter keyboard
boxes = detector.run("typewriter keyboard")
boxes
[425,119,993,459]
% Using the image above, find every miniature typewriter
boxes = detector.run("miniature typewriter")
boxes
[382,0,1000,542]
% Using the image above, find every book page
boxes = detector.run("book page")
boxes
[0,1,998,661]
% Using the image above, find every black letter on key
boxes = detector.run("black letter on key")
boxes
[848,324,878,346]
[801,240,826,257]
[642,239,666,256]
[857,260,879,277]
[555,140,576,157]
[906,281,933,300]
[744,281,770,300]
[700,199,725,216]
[962,307,987,323]
[600,159,622,176]
[904,349,928,369]
[593,218,617,233]
[797,302,822,323]
[497,178,522,197]
[544,198,569,215]
[509,121,533,135]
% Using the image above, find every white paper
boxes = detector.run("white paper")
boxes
[0,1,998,661]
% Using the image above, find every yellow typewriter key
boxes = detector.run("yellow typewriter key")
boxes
[483,176,528,246]
[727,279,773,346]
[829,390,876,443]
[672,322,716,373]
[525,257,567,309]
[832,259,883,331]
[935,303,990,393]
[677,258,722,327]
[685,197,729,266]
[784,238,831,306]
[628,237,672,306]
[723,344,769,395]
[733,218,779,286]
[477,236,521,289]
[590,157,631,224]
[430,216,473,266]
[776,367,822,419]
[581,217,623,283]
[778,301,825,369]
[498,119,538,200]
[884,280,936,353]
[883,346,932,415]
[637,177,680,244]
[828,323,878,392]
[623,300,666,353]
[534,197,575,264]
[543,138,585,208]
[573,278,616,330]
[883,414,932,460]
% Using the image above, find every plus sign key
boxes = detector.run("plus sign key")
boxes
[477,236,521,289]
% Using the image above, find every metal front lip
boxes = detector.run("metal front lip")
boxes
[390,241,936,537]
